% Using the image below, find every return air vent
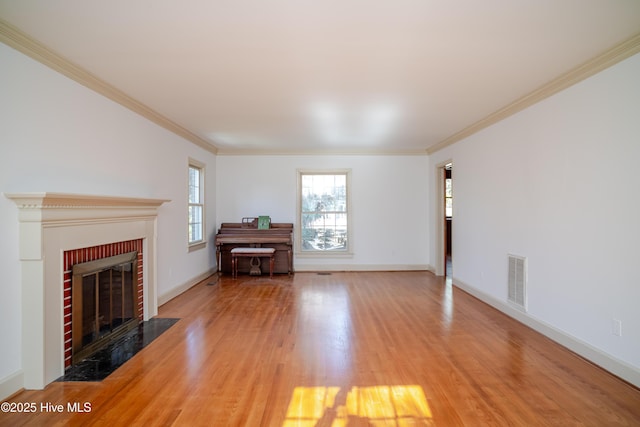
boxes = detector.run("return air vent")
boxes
[508,254,527,311]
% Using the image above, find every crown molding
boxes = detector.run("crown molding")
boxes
[427,32,640,154]
[0,19,218,155]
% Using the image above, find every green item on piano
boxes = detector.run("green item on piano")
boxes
[258,216,271,229]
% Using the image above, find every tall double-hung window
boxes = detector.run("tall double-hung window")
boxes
[188,159,205,250]
[298,170,351,254]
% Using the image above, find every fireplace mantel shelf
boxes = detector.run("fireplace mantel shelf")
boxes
[5,192,171,225]
[5,192,170,209]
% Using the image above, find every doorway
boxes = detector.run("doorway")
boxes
[435,161,453,278]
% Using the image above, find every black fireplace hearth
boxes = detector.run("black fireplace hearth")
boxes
[59,318,179,381]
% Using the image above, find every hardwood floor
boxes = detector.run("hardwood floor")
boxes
[2,271,640,426]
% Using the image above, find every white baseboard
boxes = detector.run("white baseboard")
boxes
[158,268,216,306]
[453,276,640,389]
[294,264,433,272]
[0,370,24,401]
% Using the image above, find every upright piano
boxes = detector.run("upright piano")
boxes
[215,221,293,275]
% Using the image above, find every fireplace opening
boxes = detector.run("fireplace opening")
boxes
[72,251,140,364]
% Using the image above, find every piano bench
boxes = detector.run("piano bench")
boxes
[230,247,276,278]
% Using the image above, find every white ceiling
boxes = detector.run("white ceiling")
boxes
[1,1,640,154]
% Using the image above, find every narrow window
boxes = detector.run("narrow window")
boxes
[188,159,205,250]
[298,170,351,253]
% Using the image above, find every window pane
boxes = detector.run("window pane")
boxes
[301,174,347,213]
[189,167,200,203]
[301,213,347,251]
[190,223,202,243]
[188,205,203,242]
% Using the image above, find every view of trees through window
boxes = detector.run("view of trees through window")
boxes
[300,173,348,251]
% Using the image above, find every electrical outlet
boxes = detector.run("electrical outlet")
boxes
[612,319,622,337]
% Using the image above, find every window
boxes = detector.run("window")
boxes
[188,159,205,249]
[298,170,350,253]
[445,165,452,218]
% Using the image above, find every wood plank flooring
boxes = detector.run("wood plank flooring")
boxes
[2,271,640,426]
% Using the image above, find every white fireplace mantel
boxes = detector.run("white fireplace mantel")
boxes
[6,192,170,223]
[4,192,170,389]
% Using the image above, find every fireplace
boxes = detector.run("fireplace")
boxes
[61,241,145,367]
[63,241,144,368]
[5,192,169,389]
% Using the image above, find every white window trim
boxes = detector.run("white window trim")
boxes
[188,158,206,252]
[296,168,353,257]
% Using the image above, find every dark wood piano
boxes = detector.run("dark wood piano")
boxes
[215,221,293,275]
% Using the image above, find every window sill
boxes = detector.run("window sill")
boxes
[188,241,206,253]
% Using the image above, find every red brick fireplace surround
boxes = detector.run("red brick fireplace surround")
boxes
[5,193,169,390]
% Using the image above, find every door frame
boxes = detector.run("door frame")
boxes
[434,159,453,277]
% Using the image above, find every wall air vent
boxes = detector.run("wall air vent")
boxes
[508,254,527,311]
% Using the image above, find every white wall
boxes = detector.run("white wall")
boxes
[0,43,217,396]
[216,155,430,270]
[429,53,640,386]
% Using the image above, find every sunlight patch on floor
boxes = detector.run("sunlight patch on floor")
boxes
[283,385,432,426]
